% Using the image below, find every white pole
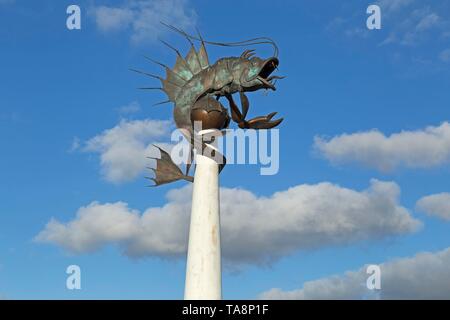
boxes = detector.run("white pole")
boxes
[184,151,222,300]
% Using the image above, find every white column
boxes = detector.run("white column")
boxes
[184,153,222,300]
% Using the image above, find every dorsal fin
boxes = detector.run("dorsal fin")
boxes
[180,31,203,74]
[161,79,182,102]
[161,40,194,81]
[198,43,209,69]
[153,34,211,104]
[165,66,187,87]
[173,55,194,81]
[144,56,187,87]
[185,46,202,74]
[196,29,209,70]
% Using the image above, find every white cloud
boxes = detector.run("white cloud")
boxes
[377,0,415,15]
[83,118,172,183]
[416,193,450,221]
[68,136,80,153]
[415,13,441,31]
[260,247,450,299]
[314,122,450,172]
[374,2,448,47]
[36,202,142,253]
[36,180,421,266]
[344,27,369,39]
[393,9,443,45]
[117,101,141,115]
[328,0,449,57]
[93,6,134,32]
[91,0,197,44]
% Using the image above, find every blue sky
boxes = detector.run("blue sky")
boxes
[1,0,450,299]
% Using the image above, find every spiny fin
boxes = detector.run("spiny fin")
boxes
[185,46,202,74]
[129,68,161,80]
[173,55,194,81]
[198,43,210,69]
[165,66,187,87]
[161,79,183,102]
[144,56,187,87]
[196,29,209,69]
[161,40,194,81]
[148,145,193,186]
[153,100,171,106]
[137,57,183,102]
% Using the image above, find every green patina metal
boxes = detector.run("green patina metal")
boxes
[135,28,284,186]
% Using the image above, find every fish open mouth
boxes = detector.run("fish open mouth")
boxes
[257,57,283,90]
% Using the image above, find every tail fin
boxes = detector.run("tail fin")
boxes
[147,145,193,186]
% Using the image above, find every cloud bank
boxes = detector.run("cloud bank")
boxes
[376,1,447,46]
[314,122,450,172]
[83,118,171,183]
[36,180,420,266]
[416,193,450,221]
[260,247,450,299]
[91,0,197,44]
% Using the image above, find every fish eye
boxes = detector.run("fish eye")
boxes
[250,57,263,65]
